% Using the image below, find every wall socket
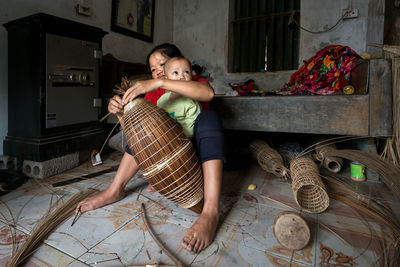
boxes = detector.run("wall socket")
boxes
[343,9,359,19]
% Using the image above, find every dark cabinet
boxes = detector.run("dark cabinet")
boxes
[4,13,107,162]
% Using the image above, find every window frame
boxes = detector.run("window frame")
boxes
[228,0,300,73]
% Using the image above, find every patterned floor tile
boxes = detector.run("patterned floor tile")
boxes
[0,189,75,234]
[21,243,77,267]
[213,197,317,267]
[315,224,379,267]
[1,151,398,267]
[76,207,196,266]
[317,197,395,242]
[44,196,143,259]
[0,220,77,267]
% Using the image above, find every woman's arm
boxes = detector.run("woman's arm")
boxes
[122,79,215,104]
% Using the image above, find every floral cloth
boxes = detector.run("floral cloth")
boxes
[283,45,361,95]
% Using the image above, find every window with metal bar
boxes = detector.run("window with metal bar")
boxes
[229,0,300,72]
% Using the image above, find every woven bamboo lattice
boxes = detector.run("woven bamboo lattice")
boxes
[122,98,203,213]
[250,139,289,180]
[290,157,329,213]
[314,143,343,173]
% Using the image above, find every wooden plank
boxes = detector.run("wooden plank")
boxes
[369,58,392,136]
[213,59,392,137]
[211,95,369,135]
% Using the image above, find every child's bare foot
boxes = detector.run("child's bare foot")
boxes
[181,209,219,253]
[146,184,157,192]
[76,188,125,213]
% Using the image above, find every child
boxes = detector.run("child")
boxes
[157,56,201,138]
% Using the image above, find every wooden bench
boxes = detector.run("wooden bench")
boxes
[211,59,392,137]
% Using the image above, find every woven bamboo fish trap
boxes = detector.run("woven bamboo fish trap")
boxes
[123,98,204,213]
[290,156,329,213]
[314,143,343,173]
[250,139,289,180]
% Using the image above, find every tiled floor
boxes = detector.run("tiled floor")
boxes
[0,151,399,266]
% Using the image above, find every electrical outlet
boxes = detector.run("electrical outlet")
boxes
[343,9,359,19]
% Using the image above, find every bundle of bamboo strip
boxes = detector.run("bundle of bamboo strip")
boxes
[113,75,151,96]
[322,149,400,199]
[7,189,98,267]
[381,50,400,165]
[314,143,343,173]
[290,157,329,213]
[320,172,400,240]
[249,139,289,180]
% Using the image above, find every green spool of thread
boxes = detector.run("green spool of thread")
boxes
[350,162,365,181]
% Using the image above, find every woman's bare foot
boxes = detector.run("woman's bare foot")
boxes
[76,188,125,213]
[181,209,219,253]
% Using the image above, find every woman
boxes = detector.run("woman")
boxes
[77,44,224,254]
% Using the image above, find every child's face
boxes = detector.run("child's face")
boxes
[164,59,192,81]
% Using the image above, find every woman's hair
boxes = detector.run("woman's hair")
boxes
[146,43,183,71]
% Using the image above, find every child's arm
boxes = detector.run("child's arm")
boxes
[169,92,182,100]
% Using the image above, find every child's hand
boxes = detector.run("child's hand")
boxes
[122,79,163,103]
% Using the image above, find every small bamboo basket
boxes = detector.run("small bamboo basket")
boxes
[250,139,289,180]
[315,143,343,173]
[290,157,329,213]
[123,98,204,213]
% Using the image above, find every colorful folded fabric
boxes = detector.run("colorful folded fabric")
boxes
[283,45,361,95]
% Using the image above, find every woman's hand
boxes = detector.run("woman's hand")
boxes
[108,95,124,116]
[122,79,162,104]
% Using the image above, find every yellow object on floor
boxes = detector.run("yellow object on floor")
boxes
[248,184,257,190]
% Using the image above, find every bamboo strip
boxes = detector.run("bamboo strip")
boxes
[330,193,400,242]
[320,173,400,241]
[382,51,400,165]
[140,203,183,267]
[7,189,98,267]
[323,149,400,199]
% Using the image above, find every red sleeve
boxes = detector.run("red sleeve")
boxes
[192,75,210,110]
[192,75,209,83]
[144,88,165,105]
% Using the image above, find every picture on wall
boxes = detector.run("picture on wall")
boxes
[111,0,155,42]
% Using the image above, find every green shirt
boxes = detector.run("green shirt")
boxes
[157,92,201,137]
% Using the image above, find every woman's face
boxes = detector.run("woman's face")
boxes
[149,51,169,79]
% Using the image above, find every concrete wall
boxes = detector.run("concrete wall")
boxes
[173,0,385,94]
[0,0,174,154]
